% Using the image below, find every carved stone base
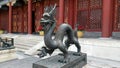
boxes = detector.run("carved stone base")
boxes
[0,49,17,62]
[33,52,87,68]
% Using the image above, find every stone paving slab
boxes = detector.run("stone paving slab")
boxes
[0,57,41,68]
[0,49,17,63]
[0,34,120,68]
[0,50,120,68]
[33,52,87,68]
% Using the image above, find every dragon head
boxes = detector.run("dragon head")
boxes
[40,4,56,30]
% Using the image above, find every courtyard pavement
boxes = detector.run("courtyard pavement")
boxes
[0,33,120,68]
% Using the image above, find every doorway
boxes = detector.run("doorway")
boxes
[32,11,36,34]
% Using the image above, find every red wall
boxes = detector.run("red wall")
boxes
[0,10,9,31]
[12,7,23,33]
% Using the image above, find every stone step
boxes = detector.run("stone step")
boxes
[14,40,41,44]
[0,57,40,68]
[15,39,41,41]
[16,48,27,52]
[14,40,42,44]
[14,43,37,46]
[0,34,18,38]
[15,45,32,50]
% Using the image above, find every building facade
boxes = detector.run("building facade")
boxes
[0,0,120,37]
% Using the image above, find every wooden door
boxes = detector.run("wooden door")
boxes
[12,7,24,33]
[0,10,9,31]
[23,6,28,33]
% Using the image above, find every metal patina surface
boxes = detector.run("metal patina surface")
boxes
[37,4,82,63]
[0,37,15,50]
[34,52,87,68]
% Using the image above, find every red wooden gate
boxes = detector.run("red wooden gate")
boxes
[113,0,120,31]
[12,5,28,33]
[23,5,28,33]
[0,10,9,31]
[17,7,23,33]
[12,7,23,33]
[32,2,43,33]
[77,0,102,31]
[12,10,17,33]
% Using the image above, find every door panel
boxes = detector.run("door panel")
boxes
[0,10,9,31]
[12,6,28,33]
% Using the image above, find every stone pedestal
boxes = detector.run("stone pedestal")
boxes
[33,52,87,68]
[0,49,17,62]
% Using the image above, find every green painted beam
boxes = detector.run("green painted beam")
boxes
[0,0,13,6]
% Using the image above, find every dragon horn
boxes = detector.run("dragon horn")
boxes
[44,6,49,12]
[49,4,57,15]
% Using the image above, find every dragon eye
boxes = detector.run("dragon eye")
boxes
[44,16,49,20]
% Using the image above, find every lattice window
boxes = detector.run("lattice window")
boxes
[89,9,102,30]
[113,0,120,31]
[77,11,88,27]
[116,6,120,30]
[77,0,102,31]
[78,0,89,10]
[90,0,102,8]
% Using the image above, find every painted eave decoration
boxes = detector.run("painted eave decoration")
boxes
[0,0,16,7]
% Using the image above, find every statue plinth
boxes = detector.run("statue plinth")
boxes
[33,52,87,68]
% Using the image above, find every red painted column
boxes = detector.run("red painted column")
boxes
[0,12,1,30]
[58,0,64,26]
[21,8,24,33]
[68,0,74,28]
[28,0,32,34]
[102,0,113,37]
[74,0,78,29]
[9,2,12,33]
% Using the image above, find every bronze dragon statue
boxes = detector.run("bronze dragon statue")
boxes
[38,4,81,63]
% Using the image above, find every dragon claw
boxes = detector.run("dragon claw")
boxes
[73,52,82,56]
[37,51,47,58]
[37,47,47,58]
[58,58,70,63]
[58,53,64,56]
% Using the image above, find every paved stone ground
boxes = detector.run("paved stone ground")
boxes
[0,33,44,52]
[84,57,120,68]
[0,33,120,68]
[0,51,120,68]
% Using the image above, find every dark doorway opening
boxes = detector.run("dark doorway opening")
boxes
[32,11,36,34]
